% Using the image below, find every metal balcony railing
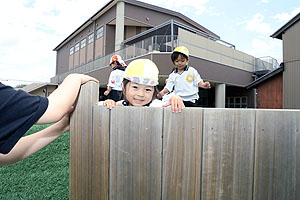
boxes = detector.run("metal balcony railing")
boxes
[51,35,279,83]
[255,56,280,72]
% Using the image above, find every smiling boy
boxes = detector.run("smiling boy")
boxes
[159,46,210,107]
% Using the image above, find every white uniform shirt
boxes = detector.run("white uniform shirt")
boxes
[107,69,125,91]
[165,66,202,102]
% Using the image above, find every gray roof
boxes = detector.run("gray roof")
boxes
[246,66,284,89]
[20,82,58,93]
[271,12,300,40]
[53,0,220,51]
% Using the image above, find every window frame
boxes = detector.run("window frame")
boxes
[75,43,80,52]
[96,26,104,39]
[88,33,94,44]
[225,96,248,108]
[69,46,74,55]
[81,38,86,49]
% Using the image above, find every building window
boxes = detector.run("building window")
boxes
[70,47,74,55]
[81,39,86,48]
[226,97,248,108]
[88,33,94,44]
[75,43,80,52]
[96,27,103,39]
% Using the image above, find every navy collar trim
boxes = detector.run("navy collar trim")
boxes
[122,100,152,107]
[174,65,189,73]
[113,65,125,71]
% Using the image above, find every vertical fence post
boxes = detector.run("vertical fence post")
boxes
[162,108,203,199]
[109,107,163,200]
[253,110,300,200]
[69,82,99,200]
[201,108,255,200]
[91,106,110,200]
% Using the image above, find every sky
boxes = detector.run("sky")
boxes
[0,0,299,87]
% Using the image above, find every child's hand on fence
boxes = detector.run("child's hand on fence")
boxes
[156,92,163,99]
[103,99,116,109]
[162,95,184,113]
[104,90,110,96]
[199,81,211,89]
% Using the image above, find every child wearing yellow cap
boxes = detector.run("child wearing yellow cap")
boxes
[159,46,210,107]
[101,59,184,113]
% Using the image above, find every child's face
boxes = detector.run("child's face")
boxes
[173,54,188,72]
[125,82,154,106]
[111,61,118,68]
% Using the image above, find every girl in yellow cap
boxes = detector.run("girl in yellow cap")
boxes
[102,59,184,112]
[159,46,210,107]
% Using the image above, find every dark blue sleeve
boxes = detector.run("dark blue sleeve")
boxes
[0,82,49,154]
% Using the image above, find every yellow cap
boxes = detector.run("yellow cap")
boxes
[123,59,159,86]
[173,46,189,58]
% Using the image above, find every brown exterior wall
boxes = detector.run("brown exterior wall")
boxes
[105,25,116,55]
[80,46,86,65]
[55,2,216,76]
[56,46,69,74]
[125,3,199,30]
[86,53,253,88]
[257,73,283,109]
[151,53,254,86]
[69,54,74,69]
[125,26,137,40]
[95,37,104,59]
[87,42,94,63]
[28,85,58,97]
[189,57,254,87]
[55,6,116,75]
[74,49,79,68]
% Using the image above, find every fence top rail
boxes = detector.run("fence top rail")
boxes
[78,82,300,113]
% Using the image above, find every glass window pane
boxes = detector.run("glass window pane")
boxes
[88,33,94,44]
[75,43,80,52]
[96,27,103,39]
[81,39,86,48]
[70,47,74,55]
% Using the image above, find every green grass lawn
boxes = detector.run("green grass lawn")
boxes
[0,124,69,199]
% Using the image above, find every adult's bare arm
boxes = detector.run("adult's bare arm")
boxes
[37,74,98,124]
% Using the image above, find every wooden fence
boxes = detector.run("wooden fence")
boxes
[70,82,300,200]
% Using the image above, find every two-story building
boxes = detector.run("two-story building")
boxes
[51,0,279,108]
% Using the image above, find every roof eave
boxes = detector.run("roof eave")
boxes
[53,0,220,51]
[53,0,116,51]
[270,12,300,40]
[124,0,220,39]
[246,66,284,89]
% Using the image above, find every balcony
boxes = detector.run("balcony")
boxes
[51,23,279,84]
